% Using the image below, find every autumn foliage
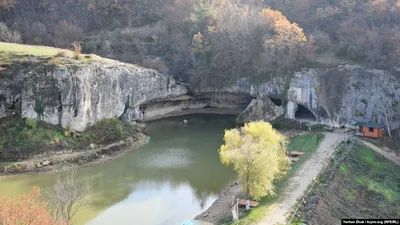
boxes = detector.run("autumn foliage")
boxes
[0,187,62,225]
[219,121,289,200]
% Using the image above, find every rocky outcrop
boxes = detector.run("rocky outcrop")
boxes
[286,65,400,128]
[141,92,253,121]
[237,97,284,123]
[2,58,399,132]
[0,60,186,131]
[198,65,400,130]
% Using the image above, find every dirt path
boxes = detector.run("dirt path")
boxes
[356,139,400,166]
[258,133,346,225]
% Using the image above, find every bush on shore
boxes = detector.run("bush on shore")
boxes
[0,118,138,161]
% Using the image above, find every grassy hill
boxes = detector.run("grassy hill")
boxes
[0,42,118,66]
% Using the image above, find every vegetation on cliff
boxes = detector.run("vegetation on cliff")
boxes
[0,42,118,66]
[0,117,141,161]
[0,0,314,87]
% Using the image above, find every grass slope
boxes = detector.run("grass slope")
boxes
[217,133,324,225]
[0,42,75,57]
[0,42,118,65]
[296,142,400,225]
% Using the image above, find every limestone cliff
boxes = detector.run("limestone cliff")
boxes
[199,65,400,130]
[1,57,399,132]
[237,97,284,123]
[0,60,186,131]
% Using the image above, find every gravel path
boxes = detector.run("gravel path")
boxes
[258,133,346,225]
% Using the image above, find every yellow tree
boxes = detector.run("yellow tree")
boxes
[219,121,289,200]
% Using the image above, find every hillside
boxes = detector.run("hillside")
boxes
[295,142,400,224]
[1,0,400,85]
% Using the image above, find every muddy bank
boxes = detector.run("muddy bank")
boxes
[0,133,148,176]
[194,181,246,224]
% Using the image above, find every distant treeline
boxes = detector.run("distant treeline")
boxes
[1,0,399,85]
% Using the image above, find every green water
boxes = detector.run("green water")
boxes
[0,115,236,225]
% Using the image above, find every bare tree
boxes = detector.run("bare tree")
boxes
[46,170,90,225]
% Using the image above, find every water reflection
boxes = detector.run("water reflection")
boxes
[0,115,236,225]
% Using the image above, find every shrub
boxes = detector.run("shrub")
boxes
[64,124,72,137]
[25,119,37,130]
[50,57,60,64]
[72,41,81,60]
[52,20,84,48]
[0,22,21,43]
[54,51,67,57]
[141,58,169,74]
[0,187,63,225]
[83,118,126,144]
[310,29,331,52]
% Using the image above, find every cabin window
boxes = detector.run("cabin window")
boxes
[369,127,374,132]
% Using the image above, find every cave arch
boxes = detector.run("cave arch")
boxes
[269,97,283,107]
[295,104,316,121]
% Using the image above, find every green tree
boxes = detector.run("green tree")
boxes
[219,121,289,200]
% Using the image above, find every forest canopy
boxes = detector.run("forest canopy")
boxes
[1,0,399,85]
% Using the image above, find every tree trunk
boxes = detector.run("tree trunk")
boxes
[246,175,250,197]
[385,111,391,136]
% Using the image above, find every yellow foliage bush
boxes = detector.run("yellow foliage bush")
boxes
[219,121,289,200]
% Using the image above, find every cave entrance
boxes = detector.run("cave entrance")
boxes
[295,104,316,121]
[269,97,283,106]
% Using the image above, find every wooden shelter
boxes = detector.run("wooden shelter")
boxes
[354,122,383,138]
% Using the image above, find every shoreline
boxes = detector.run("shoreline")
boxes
[193,130,312,224]
[0,133,148,176]
[194,180,245,224]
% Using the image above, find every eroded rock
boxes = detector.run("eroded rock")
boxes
[237,97,284,123]
[0,61,186,131]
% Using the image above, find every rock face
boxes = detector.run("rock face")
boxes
[237,97,284,123]
[1,59,399,132]
[286,65,400,129]
[0,61,186,131]
[198,65,400,130]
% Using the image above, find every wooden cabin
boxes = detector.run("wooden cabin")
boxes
[354,122,383,138]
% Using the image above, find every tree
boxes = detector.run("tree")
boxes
[219,121,289,200]
[0,187,62,225]
[45,171,89,224]
[52,21,84,48]
[0,0,15,9]
[0,22,21,43]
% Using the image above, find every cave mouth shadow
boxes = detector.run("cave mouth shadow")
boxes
[269,97,283,107]
[295,104,316,121]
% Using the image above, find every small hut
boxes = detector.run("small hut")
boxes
[354,122,383,138]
